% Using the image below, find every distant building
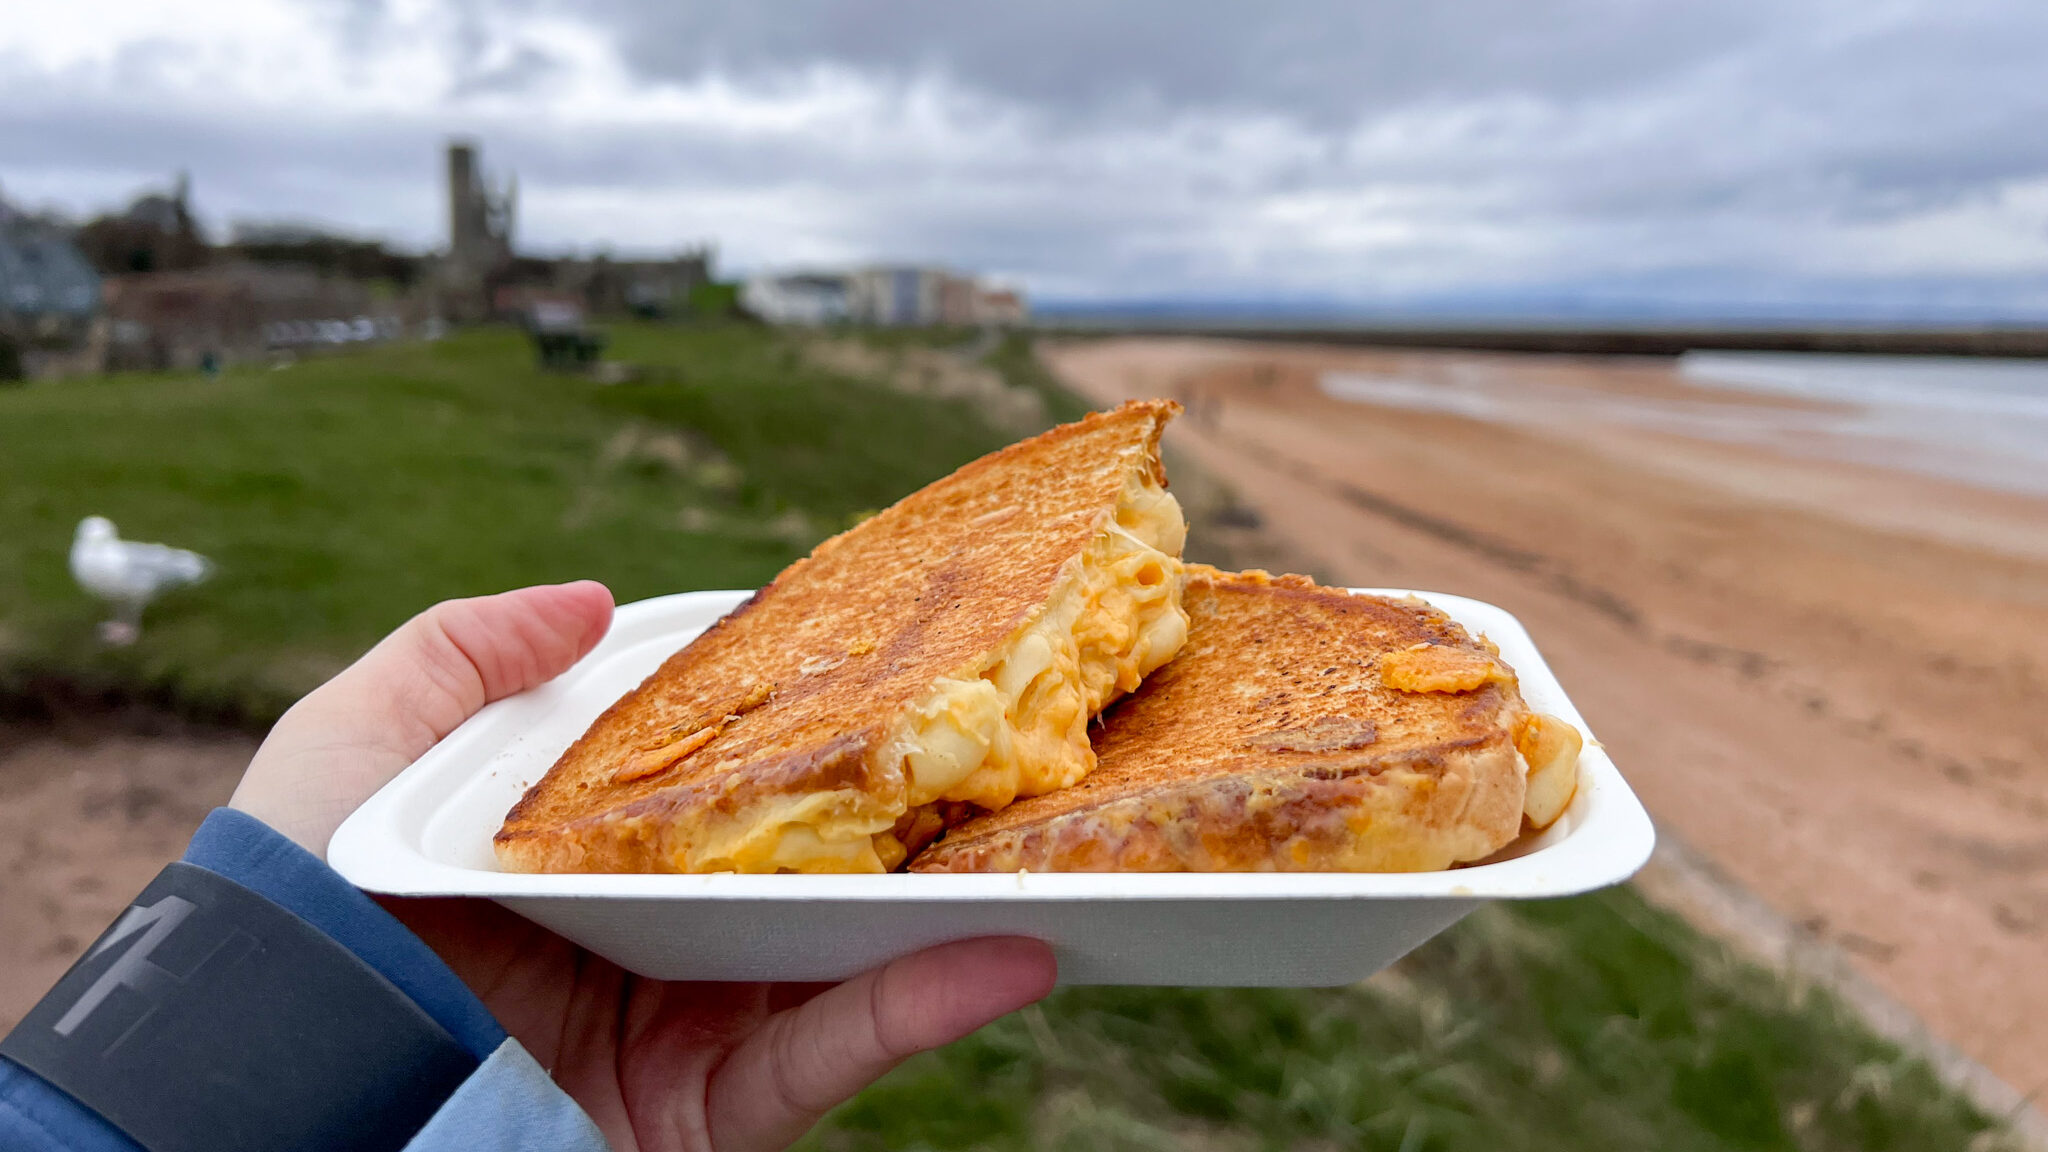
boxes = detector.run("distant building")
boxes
[554,252,713,319]
[751,263,1027,327]
[937,272,980,327]
[99,264,409,372]
[448,141,515,275]
[0,215,101,330]
[975,286,1028,326]
[741,273,852,325]
[437,140,517,320]
[434,140,712,322]
[932,271,1029,326]
[848,266,943,326]
[0,193,102,377]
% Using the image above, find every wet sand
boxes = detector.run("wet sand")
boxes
[1049,337,2048,1095]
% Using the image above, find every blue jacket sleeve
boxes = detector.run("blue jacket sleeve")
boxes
[0,809,603,1152]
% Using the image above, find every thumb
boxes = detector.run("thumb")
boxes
[231,581,614,856]
[701,938,1057,1151]
[316,580,616,760]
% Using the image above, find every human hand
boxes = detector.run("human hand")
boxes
[230,582,1057,1151]
[232,580,617,857]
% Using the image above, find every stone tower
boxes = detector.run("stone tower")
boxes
[443,141,514,316]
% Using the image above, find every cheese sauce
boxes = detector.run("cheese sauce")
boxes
[690,463,1189,872]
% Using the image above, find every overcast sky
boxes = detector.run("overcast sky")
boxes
[4,0,2046,316]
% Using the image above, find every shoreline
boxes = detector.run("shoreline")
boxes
[1032,322,2048,359]
[1047,336,2048,1094]
[1318,344,2048,558]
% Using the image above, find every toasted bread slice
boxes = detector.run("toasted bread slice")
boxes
[912,567,1580,873]
[496,400,1189,874]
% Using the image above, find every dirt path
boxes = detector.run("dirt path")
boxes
[0,721,253,1030]
[1048,337,2048,1096]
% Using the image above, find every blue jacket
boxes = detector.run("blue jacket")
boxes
[0,809,609,1151]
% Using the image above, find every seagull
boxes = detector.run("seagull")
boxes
[68,516,213,646]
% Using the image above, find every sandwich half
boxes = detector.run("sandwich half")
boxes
[496,399,1189,873]
[911,566,1581,873]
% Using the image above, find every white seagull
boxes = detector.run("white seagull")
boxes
[69,516,213,645]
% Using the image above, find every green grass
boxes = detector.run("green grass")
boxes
[986,331,1096,426]
[806,888,2015,1152]
[0,322,1012,720]
[0,323,2017,1148]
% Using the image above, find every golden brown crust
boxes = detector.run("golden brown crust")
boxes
[909,566,1530,873]
[496,400,1181,873]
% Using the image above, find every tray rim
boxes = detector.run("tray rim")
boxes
[329,588,1655,903]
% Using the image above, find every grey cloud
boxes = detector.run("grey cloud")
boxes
[536,0,2048,234]
[304,0,396,57]
[0,86,441,234]
[569,1,1773,123]
[447,44,564,98]
[4,0,2046,313]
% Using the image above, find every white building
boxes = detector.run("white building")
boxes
[740,273,851,325]
[746,264,1028,328]
[844,266,938,326]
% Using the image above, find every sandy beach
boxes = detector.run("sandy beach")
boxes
[1048,337,2048,1095]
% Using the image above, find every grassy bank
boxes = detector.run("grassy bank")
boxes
[0,323,1010,720]
[806,886,2012,1151]
[0,323,2017,1148]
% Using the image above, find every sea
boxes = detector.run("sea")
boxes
[1319,351,2048,498]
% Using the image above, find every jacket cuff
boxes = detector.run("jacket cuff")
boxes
[179,808,507,1061]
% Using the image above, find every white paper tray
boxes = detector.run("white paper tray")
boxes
[330,589,1654,986]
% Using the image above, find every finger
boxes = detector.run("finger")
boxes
[231,581,612,854]
[310,580,614,761]
[347,579,615,753]
[705,938,1056,1152]
[766,982,835,1015]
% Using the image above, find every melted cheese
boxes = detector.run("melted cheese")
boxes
[888,466,1187,812]
[682,788,892,873]
[697,464,1188,873]
[1515,711,1583,830]
[1379,643,1513,693]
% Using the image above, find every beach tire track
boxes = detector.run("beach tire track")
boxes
[1222,431,1645,631]
[1217,425,2041,795]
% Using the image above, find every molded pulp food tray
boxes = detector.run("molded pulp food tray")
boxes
[330,590,1655,986]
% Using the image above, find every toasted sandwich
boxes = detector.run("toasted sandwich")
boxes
[496,400,1190,874]
[911,566,1581,873]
